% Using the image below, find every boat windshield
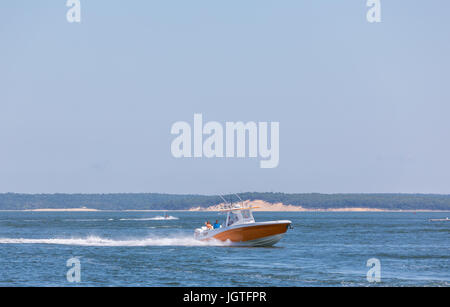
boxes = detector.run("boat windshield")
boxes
[242,209,251,219]
[227,211,240,226]
[226,209,255,226]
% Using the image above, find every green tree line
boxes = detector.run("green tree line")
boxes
[0,192,449,210]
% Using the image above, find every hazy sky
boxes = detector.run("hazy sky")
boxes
[0,1,449,194]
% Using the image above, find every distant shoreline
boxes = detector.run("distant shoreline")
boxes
[190,208,450,213]
[1,193,449,211]
[188,199,450,212]
[0,208,449,213]
[0,199,449,212]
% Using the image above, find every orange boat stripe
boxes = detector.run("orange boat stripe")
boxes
[212,223,290,242]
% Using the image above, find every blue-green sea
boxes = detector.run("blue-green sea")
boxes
[0,211,448,286]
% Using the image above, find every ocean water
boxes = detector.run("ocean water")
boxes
[0,211,448,286]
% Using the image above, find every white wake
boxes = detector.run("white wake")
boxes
[119,216,179,221]
[0,235,227,247]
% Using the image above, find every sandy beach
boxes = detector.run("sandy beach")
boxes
[1,200,448,212]
[188,199,450,212]
[23,208,99,212]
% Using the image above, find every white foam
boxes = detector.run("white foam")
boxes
[0,235,227,247]
[119,216,179,221]
[62,219,105,222]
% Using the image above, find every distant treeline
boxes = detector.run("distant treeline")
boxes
[0,193,449,210]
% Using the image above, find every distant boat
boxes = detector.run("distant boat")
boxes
[161,211,177,220]
[429,217,449,222]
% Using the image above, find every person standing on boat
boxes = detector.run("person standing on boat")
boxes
[205,221,213,229]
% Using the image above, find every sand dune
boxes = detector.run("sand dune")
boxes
[188,199,441,212]
[3,201,446,212]
[25,208,99,212]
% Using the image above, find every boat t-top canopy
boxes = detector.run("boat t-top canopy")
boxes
[216,194,258,226]
[219,206,260,212]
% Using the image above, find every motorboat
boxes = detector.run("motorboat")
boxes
[429,217,449,222]
[194,202,291,247]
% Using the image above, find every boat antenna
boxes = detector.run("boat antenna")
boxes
[234,193,244,208]
[219,194,228,203]
[219,194,231,209]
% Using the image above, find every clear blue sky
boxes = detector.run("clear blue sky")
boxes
[0,1,449,194]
